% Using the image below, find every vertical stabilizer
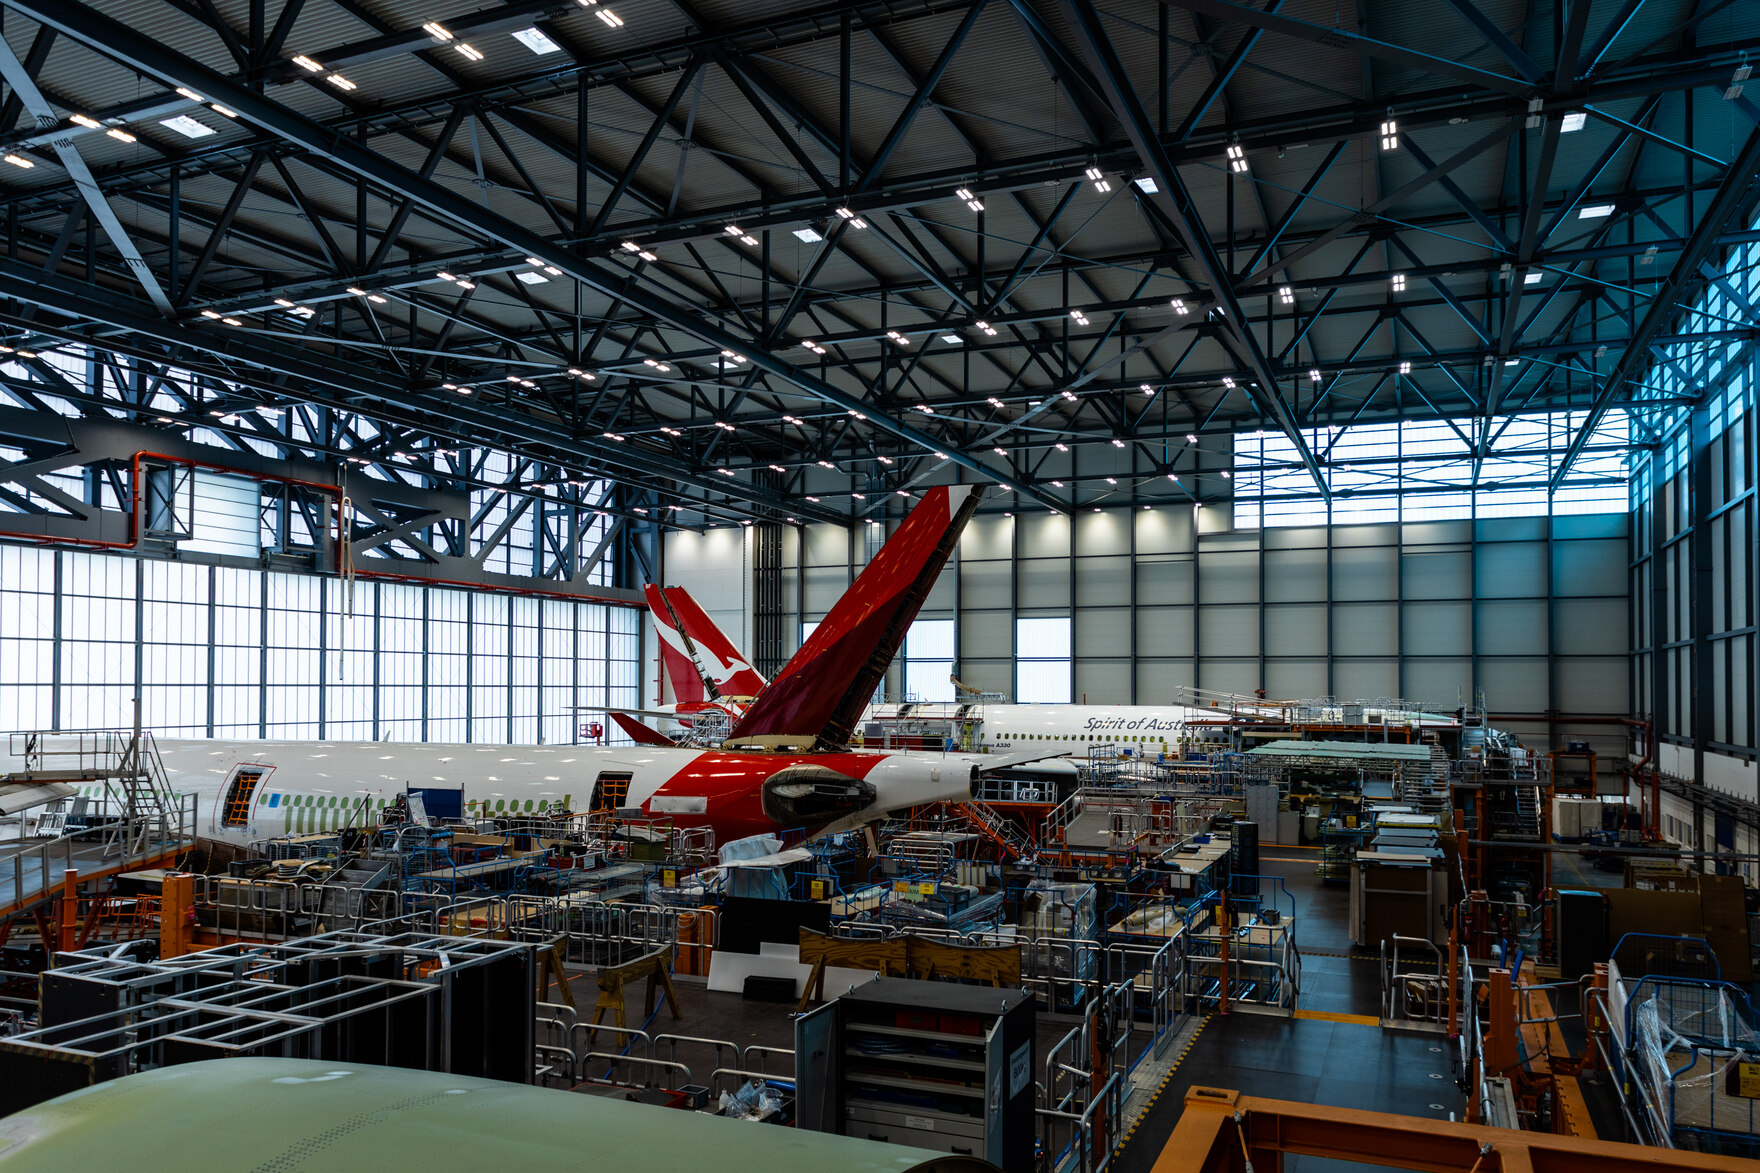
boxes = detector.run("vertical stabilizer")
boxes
[645,583,710,704]
[727,485,983,749]
[662,587,768,700]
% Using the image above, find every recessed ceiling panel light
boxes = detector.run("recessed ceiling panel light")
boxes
[160,115,215,138]
[512,27,561,54]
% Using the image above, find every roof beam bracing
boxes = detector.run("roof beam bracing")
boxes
[1062,0,1328,497]
[0,254,847,526]
[1552,119,1760,491]
[1435,0,1544,84]
[1162,0,1530,94]
[0,34,173,315]
[7,0,1058,514]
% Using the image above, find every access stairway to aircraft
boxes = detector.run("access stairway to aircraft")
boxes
[0,730,195,925]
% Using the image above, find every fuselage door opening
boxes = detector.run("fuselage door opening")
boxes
[590,771,633,814]
[218,765,266,829]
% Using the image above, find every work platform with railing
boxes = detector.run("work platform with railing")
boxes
[0,730,196,929]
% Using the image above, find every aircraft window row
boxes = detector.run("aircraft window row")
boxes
[1006,734,1167,743]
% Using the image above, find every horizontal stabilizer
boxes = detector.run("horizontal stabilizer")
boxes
[610,712,677,746]
[729,485,983,750]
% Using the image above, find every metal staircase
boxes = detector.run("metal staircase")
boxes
[1397,740,1455,814]
[955,798,1034,862]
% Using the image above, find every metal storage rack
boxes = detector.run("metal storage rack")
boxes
[795,975,1036,1169]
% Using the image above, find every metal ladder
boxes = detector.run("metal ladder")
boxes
[956,798,1033,861]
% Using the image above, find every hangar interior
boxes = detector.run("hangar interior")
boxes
[0,0,1757,1170]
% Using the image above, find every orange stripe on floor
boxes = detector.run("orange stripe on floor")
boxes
[1293,1009,1379,1025]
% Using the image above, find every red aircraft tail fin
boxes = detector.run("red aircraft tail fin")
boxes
[611,711,677,747]
[663,587,767,699]
[728,485,983,750]
[645,583,709,704]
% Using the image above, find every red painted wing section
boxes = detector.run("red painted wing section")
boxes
[646,583,708,703]
[664,587,767,698]
[728,485,982,749]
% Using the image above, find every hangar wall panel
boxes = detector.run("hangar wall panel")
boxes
[758,507,1627,721]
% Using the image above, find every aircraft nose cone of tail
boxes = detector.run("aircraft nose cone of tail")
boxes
[761,764,878,826]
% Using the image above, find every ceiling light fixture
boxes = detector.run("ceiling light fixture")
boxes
[512,27,561,54]
[1399,360,1411,374]
[175,86,204,102]
[210,104,238,118]
[1140,383,1155,396]
[454,43,484,61]
[955,187,983,212]
[596,8,623,26]
[1308,369,1321,382]
[1225,141,1247,174]
[792,227,823,243]
[1278,285,1294,306]
[1379,117,1398,151]
[1061,390,1076,401]
[1523,271,1542,285]
[106,128,136,143]
[1560,110,1586,133]
[292,55,323,73]
[421,21,453,41]
[1134,176,1158,193]
[326,74,356,90]
[1390,272,1406,292]
[515,270,548,284]
[1171,298,1189,314]
[1578,203,1615,218]
[2,153,33,168]
[69,114,102,129]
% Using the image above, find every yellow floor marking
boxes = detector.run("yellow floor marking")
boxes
[1293,1009,1379,1025]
